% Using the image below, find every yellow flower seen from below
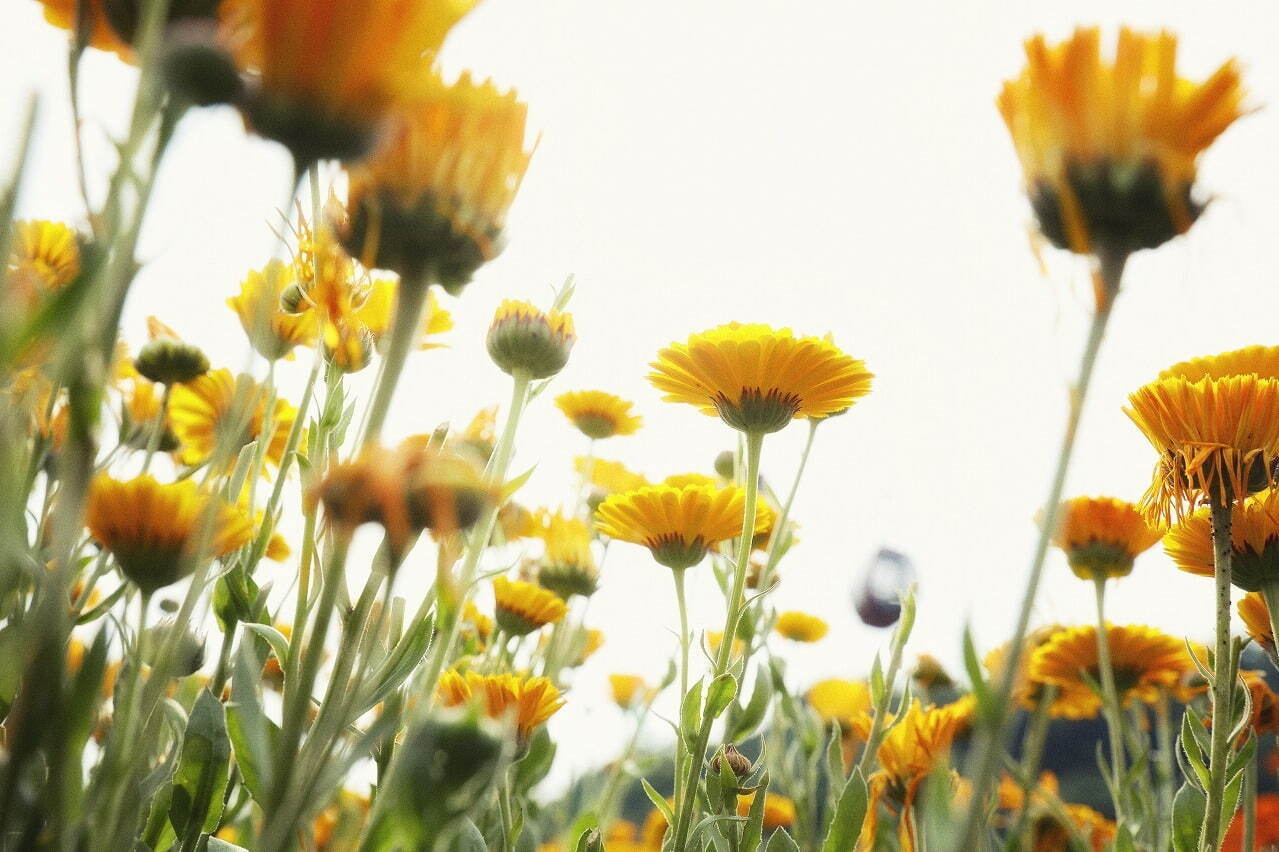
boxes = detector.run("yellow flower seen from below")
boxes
[736,792,796,831]
[1165,490,1279,592]
[608,674,649,710]
[806,679,872,733]
[436,669,564,745]
[169,368,300,469]
[227,259,318,360]
[774,611,828,643]
[1239,592,1275,653]
[531,510,598,599]
[1048,496,1164,580]
[577,457,649,495]
[35,0,131,59]
[8,220,81,306]
[868,700,965,787]
[594,483,765,570]
[354,279,453,352]
[486,300,576,380]
[86,474,253,594]
[649,323,873,434]
[554,390,642,440]
[492,576,567,636]
[998,27,1245,258]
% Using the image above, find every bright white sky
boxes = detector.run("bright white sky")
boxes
[4,0,1279,782]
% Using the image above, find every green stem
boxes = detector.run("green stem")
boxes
[1013,685,1057,849]
[955,253,1120,849]
[673,568,691,707]
[1155,690,1175,852]
[361,274,429,446]
[671,430,764,851]
[138,383,171,474]
[597,699,654,823]
[1092,576,1127,826]
[1201,497,1236,852]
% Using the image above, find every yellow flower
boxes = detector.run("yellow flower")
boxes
[354,279,453,351]
[706,630,745,663]
[1032,803,1117,852]
[1048,496,1164,580]
[287,216,380,373]
[662,473,718,490]
[1239,592,1275,652]
[572,628,604,666]
[998,27,1245,259]
[984,625,1089,715]
[1030,624,1197,716]
[486,300,576,380]
[85,474,253,594]
[649,323,873,434]
[1165,489,1279,592]
[867,701,964,788]
[555,391,642,440]
[774,611,828,643]
[608,674,649,710]
[531,510,598,599]
[8,220,81,306]
[1127,349,1279,523]
[806,679,872,733]
[343,70,533,288]
[492,576,567,636]
[736,792,796,831]
[169,368,300,469]
[577,457,649,495]
[229,0,478,164]
[227,260,318,360]
[35,0,131,59]
[460,601,495,647]
[594,483,766,570]
[436,669,564,745]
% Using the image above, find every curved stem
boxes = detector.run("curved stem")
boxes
[671,431,763,851]
[955,254,1120,849]
[361,275,429,446]
[1201,497,1236,851]
[1092,576,1127,826]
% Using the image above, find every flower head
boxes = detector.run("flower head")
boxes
[998,27,1245,259]
[868,701,965,787]
[169,368,299,469]
[486,300,575,380]
[86,474,253,594]
[435,669,563,746]
[736,793,796,831]
[1239,592,1275,655]
[531,511,598,599]
[354,279,453,352]
[1165,489,1279,592]
[806,679,872,733]
[577,457,648,495]
[594,483,766,570]
[8,220,81,307]
[554,390,642,440]
[1047,496,1164,580]
[608,674,650,710]
[774,611,828,643]
[343,71,533,288]
[649,323,872,433]
[35,0,132,58]
[492,576,567,636]
[227,259,318,360]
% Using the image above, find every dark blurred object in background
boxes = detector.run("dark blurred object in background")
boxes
[855,547,915,628]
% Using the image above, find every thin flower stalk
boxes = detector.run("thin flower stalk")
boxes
[1092,576,1130,825]
[1201,497,1238,850]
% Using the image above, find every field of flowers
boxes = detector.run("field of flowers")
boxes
[2,2,1278,850]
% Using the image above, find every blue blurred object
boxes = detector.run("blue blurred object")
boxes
[855,547,915,628]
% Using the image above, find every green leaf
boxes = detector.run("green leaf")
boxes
[1171,782,1206,852]
[766,828,801,851]
[741,771,769,852]
[206,838,250,852]
[824,727,846,812]
[869,653,885,704]
[168,689,231,838]
[706,673,738,720]
[225,642,276,803]
[961,625,993,721]
[573,828,603,852]
[445,818,488,852]
[822,767,869,852]
[243,623,290,673]
[641,777,675,827]
[727,664,773,742]
[514,726,556,792]
[681,679,705,744]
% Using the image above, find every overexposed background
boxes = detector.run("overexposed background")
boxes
[3,0,1279,783]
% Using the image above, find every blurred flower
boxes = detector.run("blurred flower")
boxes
[1239,592,1275,655]
[436,669,564,746]
[736,792,796,831]
[34,0,131,58]
[577,457,648,495]
[486,300,576,380]
[1165,489,1279,592]
[594,483,766,571]
[774,611,828,643]
[998,27,1244,262]
[571,628,604,666]
[1223,792,1279,851]
[7,220,81,307]
[1031,803,1116,852]
[227,260,317,360]
[912,654,954,691]
[554,390,642,440]
[1127,347,1279,523]
[984,624,1086,714]
[1047,496,1164,580]
[342,70,533,289]
[649,323,872,434]
[608,674,649,710]
[492,576,567,636]
[531,510,598,598]
[806,679,872,734]
[86,474,252,594]
[169,368,298,468]
[355,280,453,352]
[662,473,718,490]
[706,631,745,663]
[311,789,370,852]
[457,406,498,462]
[459,601,495,648]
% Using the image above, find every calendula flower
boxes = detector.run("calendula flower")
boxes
[119,377,179,452]
[649,323,873,434]
[486,300,576,380]
[577,457,648,495]
[736,793,796,831]
[435,669,564,745]
[86,474,253,594]
[1127,348,1279,523]
[1047,496,1164,580]
[774,611,828,643]
[1224,792,1279,851]
[554,390,642,440]
[1030,624,1197,717]
[662,473,718,490]
[998,27,1245,262]
[227,260,317,360]
[1165,489,1279,592]
[806,679,872,734]
[34,0,131,58]
[1032,804,1117,852]
[531,511,598,599]
[285,216,380,373]
[354,279,453,352]
[1239,592,1275,653]
[608,674,649,710]
[594,483,766,570]
[984,624,1092,715]
[492,576,567,636]
[460,601,495,647]
[229,0,478,165]
[7,220,81,306]
[342,69,533,288]
[571,628,604,666]
[169,368,298,468]
[912,655,954,691]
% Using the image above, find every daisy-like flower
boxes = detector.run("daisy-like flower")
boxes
[459,601,495,648]
[649,323,873,434]
[228,0,479,165]
[998,27,1245,262]
[662,472,718,490]
[1239,592,1275,654]
[436,669,564,746]
[227,260,318,360]
[1165,489,1279,592]
[984,625,1096,716]
[1029,624,1197,717]
[806,679,872,734]
[343,70,533,289]
[354,279,453,352]
[774,611,828,643]
[168,368,299,469]
[594,483,767,571]
[577,457,648,495]
[1031,804,1117,852]
[7,220,81,306]
[735,793,796,831]
[486,300,576,380]
[85,474,253,594]
[554,390,642,440]
[492,576,567,636]
[608,674,649,710]
[1047,496,1164,580]
[1127,347,1279,523]
[530,511,598,599]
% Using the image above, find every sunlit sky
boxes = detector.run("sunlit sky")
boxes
[4,0,1279,781]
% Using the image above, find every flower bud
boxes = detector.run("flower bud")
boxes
[486,300,575,380]
[710,743,753,779]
